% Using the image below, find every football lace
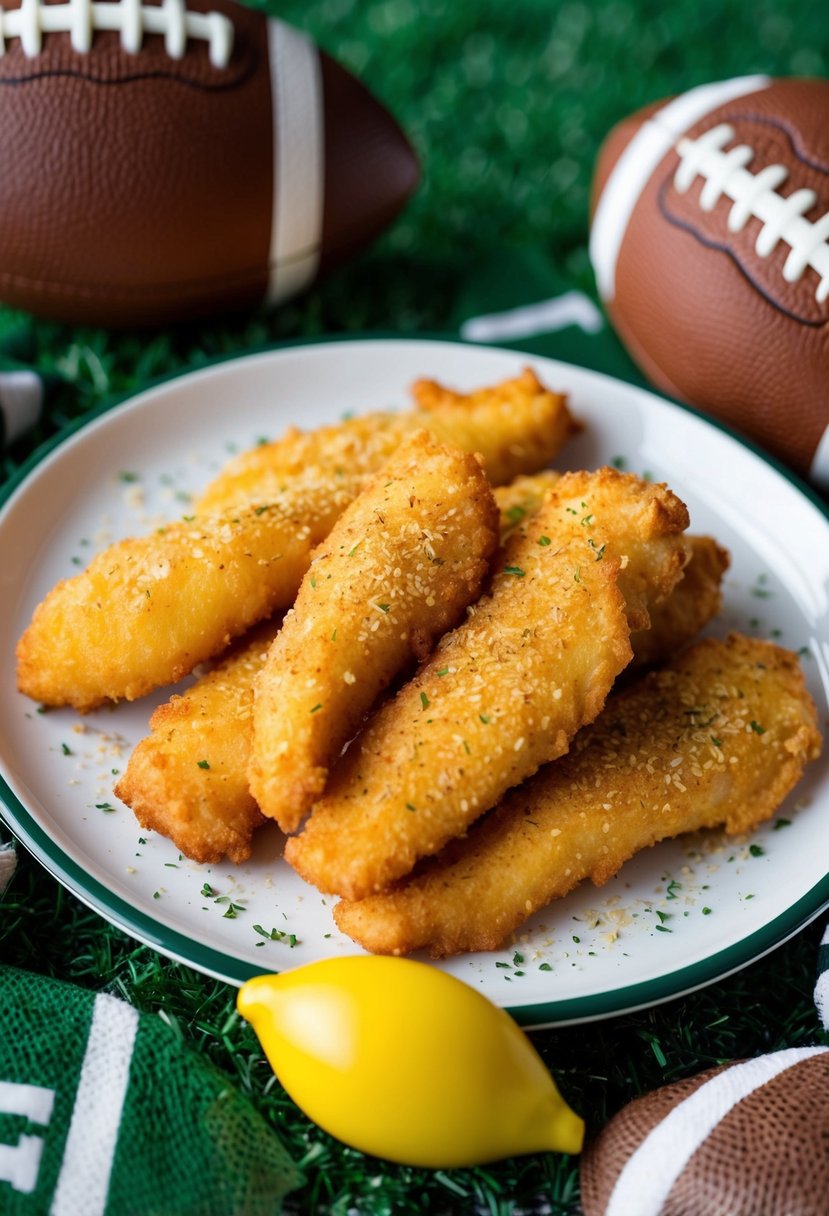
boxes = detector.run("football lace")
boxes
[0,0,234,68]
[674,122,829,304]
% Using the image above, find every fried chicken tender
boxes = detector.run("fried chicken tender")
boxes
[334,634,822,957]
[115,620,280,864]
[629,535,730,671]
[494,470,561,542]
[197,369,575,513]
[16,480,361,711]
[286,468,690,900]
[113,473,712,866]
[250,433,499,833]
[18,372,575,711]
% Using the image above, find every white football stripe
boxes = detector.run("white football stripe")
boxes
[604,1046,829,1216]
[50,993,139,1216]
[809,424,829,491]
[266,19,324,307]
[590,74,771,302]
[460,291,604,342]
[816,922,829,1031]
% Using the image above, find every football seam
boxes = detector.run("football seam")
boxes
[657,176,829,328]
[0,58,256,89]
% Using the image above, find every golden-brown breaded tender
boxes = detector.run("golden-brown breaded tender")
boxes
[197,368,576,513]
[494,470,561,542]
[628,535,730,670]
[115,620,281,864]
[250,433,499,833]
[16,478,359,711]
[334,634,822,957]
[286,469,690,900]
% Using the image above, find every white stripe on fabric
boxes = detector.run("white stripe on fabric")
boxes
[50,993,139,1216]
[808,423,829,491]
[0,1080,53,1125]
[816,923,829,1031]
[605,1046,829,1216]
[460,291,604,343]
[589,75,771,302]
[265,19,324,306]
[0,371,44,444]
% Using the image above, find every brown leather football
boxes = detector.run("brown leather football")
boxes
[590,76,829,487]
[580,1046,829,1216]
[0,0,419,326]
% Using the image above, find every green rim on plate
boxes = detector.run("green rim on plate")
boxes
[2,335,828,1027]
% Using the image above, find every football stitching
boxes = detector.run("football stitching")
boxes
[0,0,234,68]
[672,121,829,304]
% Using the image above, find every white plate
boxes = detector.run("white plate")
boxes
[1,337,827,1028]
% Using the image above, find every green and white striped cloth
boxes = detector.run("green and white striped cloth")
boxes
[0,961,299,1215]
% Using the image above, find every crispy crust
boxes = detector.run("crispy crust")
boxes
[250,433,500,832]
[334,634,822,957]
[16,484,356,711]
[286,469,690,900]
[115,620,280,864]
[197,368,575,513]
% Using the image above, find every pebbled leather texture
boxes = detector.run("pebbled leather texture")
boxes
[0,0,418,326]
[594,77,829,476]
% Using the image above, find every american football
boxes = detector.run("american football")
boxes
[590,76,829,486]
[580,1047,829,1216]
[0,0,419,326]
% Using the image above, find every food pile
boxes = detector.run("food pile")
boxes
[15,369,822,957]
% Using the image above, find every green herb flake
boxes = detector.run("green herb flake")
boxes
[539,962,553,972]
[436,667,450,677]
[118,471,139,483]
[503,565,525,577]
[512,951,524,966]
[537,535,551,547]
[573,566,581,583]
[405,802,417,812]
[95,802,115,813]
[710,735,723,748]
[420,692,430,710]
[309,703,323,714]
[655,910,671,924]
[495,961,511,969]
[506,505,526,523]
[197,759,210,770]
[572,935,580,944]
[655,924,672,933]
[612,455,626,469]
[774,818,791,830]
[347,542,361,557]
[749,720,766,735]
[749,843,765,857]
[479,713,490,724]
[201,883,216,898]
[377,603,390,613]
[61,742,72,756]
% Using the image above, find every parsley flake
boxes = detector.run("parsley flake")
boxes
[197,759,210,770]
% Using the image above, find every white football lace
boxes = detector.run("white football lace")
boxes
[0,0,234,68]
[674,122,829,304]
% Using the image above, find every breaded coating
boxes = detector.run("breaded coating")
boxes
[629,535,730,671]
[115,620,280,864]
[250,433,500,833]
[16,479,359,711]
[494,470,561,542]
[197,368,576,513]
[286,469,690,900]
[334,634,822,957]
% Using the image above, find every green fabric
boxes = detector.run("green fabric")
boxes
[0,966,299,1214]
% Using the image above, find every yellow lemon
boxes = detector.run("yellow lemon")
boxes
[237,955,584,1168]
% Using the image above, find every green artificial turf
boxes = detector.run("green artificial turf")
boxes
[2,1,829,1212]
